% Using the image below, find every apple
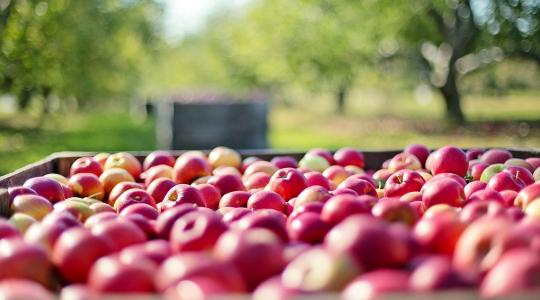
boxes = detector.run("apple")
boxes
[99,168,135,195]
[23,176,65,203]
[400,191,423,203]
[299,154,330,172]
[505,165,535,186]
[331,187,359,196]
[0,238,51,286]
[469,162,489,181]
[464,181,487,198]
[423,204,458,219]
[42,211,81,228]
[170,211,228,252]
[321,195,374,226]
[306,148,335,165]
[514,182,540,209]
[247,190,286,212]
[410,255,472,291]
[234,210,288,242]
[337,178,377,197]
[88,254,155,293]
[534,167,540,181]
[208,146,241,169]
[160,184,206,210]
[500,190,518,207]
[173,155,212,184]
[10,194,53,221]
[140,165,173,187]
[480,248,540,298]
[454,217,515,277]
[282,247,359,292]
[371,198,418,226]
[208,173,246,195]
[52,227,114,283]
[241,156,262,173]
[294,186,332,209]
[460,201,505,224]
[244,161,278,178]
[333,147,365,168]
[221,207,252,224]
[214,228,285,290]
[525,199,540,219]
[323,165,352,186]
[113,188,156,212]
[84,212,117,229]
[53,199,96,222]
[324,215,409,270]
[67,173,104,201]
[219,191,251,208]
[93,153,110,168]
[0,218,21,239]
[271,156,298,169]
[122,214,156,239]
[156,252,246,293]
[427,146,468,177]
[304,171,331,190]
[384,169,425,197]
[487,171,526,192]
[266,168,308,201]
[421,178,465,208]
[70,157,103,177]
[413,213,465,256]
[7,186,37,205]
[104,152,142,180]
[146,178,176,204]
[404,144,430,165]
[371,169,393,189]
[143,150,175,170]
[388,152,422,172]
[526,157,540,170]
[8,213,37,235]
[193,183,221,210]
[107,181,143,206]
[430,173,467,187]
[346,173,377,187]
[481,148,512,164]
[155,204,198,239]
[0,279,54,300]
[467,188,505,205]
[244,172,271,190]
[119,239,172,266]
[254,276,308,300]
[287,212,330,244]
[479,164,505,183]
[466,148,485,161]
[342,269,410,300]
[164,277,231,299]
[215,167,243,178]
[60,284,94,300]
[43,173,68,185]
[288,202,324,223]
[505,158,534,173]
[24,221,72,257]
[90,218,147,252]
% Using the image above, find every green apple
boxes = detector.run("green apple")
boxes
[299,155,330,172]
[480,164,505,183]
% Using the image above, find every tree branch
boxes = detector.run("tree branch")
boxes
[428,6,447,38]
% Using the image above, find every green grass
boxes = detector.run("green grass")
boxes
[0,90,539,175]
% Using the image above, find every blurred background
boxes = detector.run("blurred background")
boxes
[0,0,539,174]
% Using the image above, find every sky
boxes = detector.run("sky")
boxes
[163,0,251,41]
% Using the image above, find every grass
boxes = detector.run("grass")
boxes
[0,90,539,175]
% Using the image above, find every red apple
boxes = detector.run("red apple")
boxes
[7,186,37,205]
[323,165,352,186]
[505,165,535,186]
[404,144,430,166]
[52,227,114,283]
[90,218,147,252]
[234,210,288,242]
[244,172,272,190]
[481,148,512,164]
[160,184,206,210]
[430,173,467,187]
[413,213,465,256]
[333,147,365,168]
[400,191,423,203]
[155,204,198,239]
[99,168,135,195]
[88,254,155,293]
[70,157,103,177]
[244,161,278,178]
[194,183,221,210]
[107,181,143,206]
[221,207,253,224]
[113,188,156,212]
[119,202,159,220]
[140,165,173,186]
[84,212,117,229]
[23,176,65,203]
[248,190,286,212]
[515,182,540,209]
[143,150,175,170]
[0,279,54,300]
[371,198,418,226]
[321,194,372,225]
[421,178,465,208]
[164,277,232,300]
[337,178,377,197]
[119,239,172,266]
[218,191,251,208]
[306,148,335,165]
[266,168,307,201]
[170,211,228,252]
[384,169,425,197]
[487,171,525,192]
[271,156,298,169]
[146,178,176,204]
[505,158,535,173]
[122,214,156,239]
[0,238,51,286]
[93,153,110,167]
[427,146,467,177]
[241,156,262,173]
[287,212,330,244]
[294,185,332,209]
[469,162,489,181]
[460,201,505,224]
[67,173,104,201]
[388,152,422,172]
[173,155,212,184]
[480,248,540,298]
[332,187,359,196]
[304,171,331,190]
[526,157,540,170]
[410,255,472,291]
[466,148,485,161]
[324,215,409,270]
[60,284,94,300]
[342,269,410,300]
[464,181,487,198]
[0,218,21,239]
[501,190,518,207]
[288,202,324,223]
[208,146,241,169]
[254,276,309,300]
[104,152,142,180]
[214,228,285,290]
[10,194,53,221]
[208,173,246,195]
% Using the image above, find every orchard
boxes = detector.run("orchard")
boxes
[1,146,540,299]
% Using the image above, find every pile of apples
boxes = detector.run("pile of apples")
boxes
[1,145,540,299]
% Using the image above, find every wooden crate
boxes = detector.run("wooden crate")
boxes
[1,148,539,300]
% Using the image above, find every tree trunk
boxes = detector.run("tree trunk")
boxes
[336,84,348,114]
[17,88,33,111]
[439,66,465,124]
